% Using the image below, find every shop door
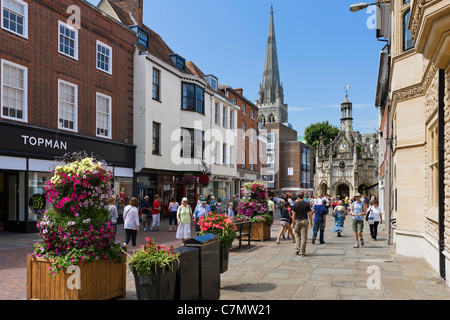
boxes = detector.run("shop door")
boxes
[0,173,4,231]
[6,173,19,229]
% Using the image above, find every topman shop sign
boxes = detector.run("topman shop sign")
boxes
[21,135,68,150]
[0,122,135,168]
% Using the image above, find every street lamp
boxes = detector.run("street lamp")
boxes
[349,0,390,12]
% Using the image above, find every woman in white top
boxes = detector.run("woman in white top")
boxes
[123,197,140,253]
[367,200,382,240]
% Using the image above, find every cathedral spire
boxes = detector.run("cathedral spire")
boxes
[262,5,281,91]
[256,4,288,124]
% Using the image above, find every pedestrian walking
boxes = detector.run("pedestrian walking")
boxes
[268,197,275,216]
[312,199,328,245]
[193,198,212,234]
[151,194,161,231]
[107,197,118,236]
[350,193,365,248]
[168,197,179,232]
[140,196,152,231]
[176,197,193,242]
[292,192,313,256]
[276,202,295,244]
[227,202,234,221]
[367,200,382,240]
[332,200,346,237]
[210,196,217,213]
[123,197,140,254]
[216,198,223,214]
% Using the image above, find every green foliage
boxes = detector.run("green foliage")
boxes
[304,121,339,150]
[127,238,179,278]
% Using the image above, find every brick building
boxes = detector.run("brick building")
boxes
[261,122,313,197]
[0,0,136,232]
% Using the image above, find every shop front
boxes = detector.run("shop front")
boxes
[135,169,202,218]
[203,175,235,207]
[0,121,135,233]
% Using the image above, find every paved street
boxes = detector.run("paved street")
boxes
[1,215,450,300]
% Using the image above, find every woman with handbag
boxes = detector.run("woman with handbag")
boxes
[367,200,382,240]
[123,197,140,254]
[332,200,346,237]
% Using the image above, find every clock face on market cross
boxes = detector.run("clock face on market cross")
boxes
[339,142,348,152]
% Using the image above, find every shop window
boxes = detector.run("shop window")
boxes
[28,172,50,222]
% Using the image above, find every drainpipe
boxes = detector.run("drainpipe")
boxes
[438,68,446,280]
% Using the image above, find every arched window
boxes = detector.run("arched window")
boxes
[403,9,414,52]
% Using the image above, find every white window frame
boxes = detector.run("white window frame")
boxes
[223,106,227,128]
[215,101,220,125]
[223,143,227,165]
[230,146,234,167]
[215,140,220,164]
[96,92,112,139]
[1,0,28,38]
[58,21,79,60]
[58,79,78,132]
[1,59,28,123]
[96,40,113,74]
[229,109,234,129]
[250,153,254,171]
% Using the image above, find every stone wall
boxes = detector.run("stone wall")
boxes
[425,67,439,241]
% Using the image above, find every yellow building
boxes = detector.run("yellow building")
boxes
[384,0,450,285]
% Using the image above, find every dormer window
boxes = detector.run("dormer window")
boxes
[129,25,149,48]
[205,75,218,91]
[170,54,185,72]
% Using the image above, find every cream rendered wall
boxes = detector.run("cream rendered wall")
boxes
[207,93,238,178]
[134,52,209,173]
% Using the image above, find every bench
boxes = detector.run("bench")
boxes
[234,222,252,248]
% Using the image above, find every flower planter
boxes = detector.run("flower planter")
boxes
[132,262,179,300]
[26,255,126,300]
[250,221,271,242]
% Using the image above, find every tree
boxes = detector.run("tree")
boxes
[304,121,339,151]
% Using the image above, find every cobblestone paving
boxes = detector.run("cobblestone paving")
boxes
[1,216,450,300]
[220,219,450,300]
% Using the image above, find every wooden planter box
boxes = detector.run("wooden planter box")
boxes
[27,255,126,300]
[250,222,271,242]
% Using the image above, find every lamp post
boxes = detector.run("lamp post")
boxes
[349,0,390,12]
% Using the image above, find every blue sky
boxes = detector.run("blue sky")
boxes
[89,0,384,136]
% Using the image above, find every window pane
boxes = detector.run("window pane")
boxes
[59,82,76,130]
[403,10,413,51]
[2,61,26,121]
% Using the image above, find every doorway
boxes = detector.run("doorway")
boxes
[336,184,350,198]
[3,172,19,231]
[0,172,4,231]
